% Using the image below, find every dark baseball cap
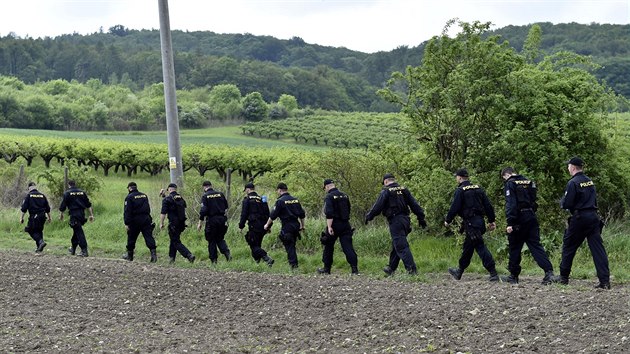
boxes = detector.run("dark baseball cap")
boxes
[202,180,212,187]
[127,181,137,188]
[167,183,177,189]
[382,173,395,181]
[323,179,334,188]
[27,181,36,187]
[567,156,584,167]
[276,182,288,190]
[455,168,469,177]
[243,182,255,191]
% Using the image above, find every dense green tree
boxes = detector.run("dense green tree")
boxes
[208,84,242,120]
[0,92,20,127]
[268,104,288,120]
[380,20,523,170]
[22,96,55,129]
[241,92,268,121]
[380,20,628,225]
[277,94,298,112]
[109,25,131,37]
[43,79,70,95]
[90,102,110,130]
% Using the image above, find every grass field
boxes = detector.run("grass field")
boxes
[0,126,327,150]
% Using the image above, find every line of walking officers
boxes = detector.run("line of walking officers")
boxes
[19,156,611,289]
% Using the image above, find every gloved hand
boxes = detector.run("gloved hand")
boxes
[418,219,427,229]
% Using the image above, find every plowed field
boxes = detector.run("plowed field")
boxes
[1,251,628,353]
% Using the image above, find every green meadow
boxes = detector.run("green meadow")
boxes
[0,126,326,150]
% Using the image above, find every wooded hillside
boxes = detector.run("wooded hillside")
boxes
[1,22,628,111]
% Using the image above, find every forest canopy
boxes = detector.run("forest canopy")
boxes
[0,22,629,113]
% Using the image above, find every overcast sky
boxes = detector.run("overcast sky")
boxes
[1,0,629,53]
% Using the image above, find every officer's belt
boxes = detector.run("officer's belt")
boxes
[519,208,533,212]
[572,209,597,216]
[386,212,409,220]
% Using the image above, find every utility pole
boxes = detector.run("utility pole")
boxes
[157,0,184,187]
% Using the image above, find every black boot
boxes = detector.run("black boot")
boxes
[595,282,611,290]
[78,249,88,257]
[122,251,134,261]
[351,266,359,275]
[488,271,499,282]
[68,246,77,255]
[317,267,331,274]
[150,249,157,263]
[262,255,274,267]
[448,267,462,280]
[187,254,196,263]
[500,274,519,284]
[382,266,394,277]
[224,252,232,261]
[36,241,47,253]
[169,257,176,264]
[541,270,554,285]
[551,275,569,285]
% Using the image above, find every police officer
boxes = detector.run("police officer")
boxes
[365,173,427,276]
[123,182,157,263]
[264,183,305,270]
[553,157,610,289]
[59,180,94,257]
[19,182,51,253]
[196,181,231,263]
[500,167,554,284]
[444,169,499,281]
[159,183,195,264]
[317,179,359,275]
[239,182,274,266]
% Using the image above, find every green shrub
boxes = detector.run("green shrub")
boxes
[35,159,102,205]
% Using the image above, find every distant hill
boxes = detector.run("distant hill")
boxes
[0,22,628,111]
[490,22,630,98]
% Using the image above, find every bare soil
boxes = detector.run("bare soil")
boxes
[1,251,629,353]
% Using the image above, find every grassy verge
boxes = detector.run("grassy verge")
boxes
[2,157,629,283]
[2,170,629,283]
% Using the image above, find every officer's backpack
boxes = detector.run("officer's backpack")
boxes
[244,195,267,222]
[169,195,187,223]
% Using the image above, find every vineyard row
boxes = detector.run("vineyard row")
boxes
[240,113,408,148]
[0,135,313,181]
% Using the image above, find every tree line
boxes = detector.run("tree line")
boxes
[1,22,629,114]
[0,77,307,130]
[0,30,391,112]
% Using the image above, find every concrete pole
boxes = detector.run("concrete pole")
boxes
[158,0,184,188]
